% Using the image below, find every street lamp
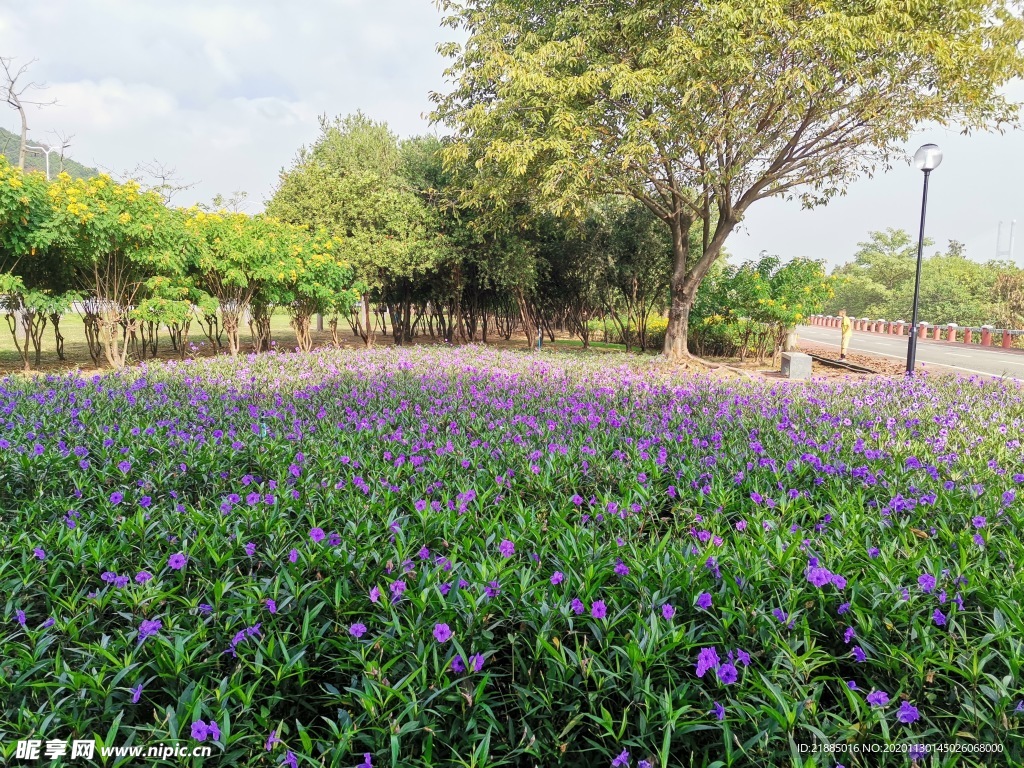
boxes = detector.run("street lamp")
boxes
[906,143,942,375]
[25,144,62,181]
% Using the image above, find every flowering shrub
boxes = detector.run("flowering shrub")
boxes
[1,345,1022,767]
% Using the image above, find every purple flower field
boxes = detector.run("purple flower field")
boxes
[1,345,1022,767]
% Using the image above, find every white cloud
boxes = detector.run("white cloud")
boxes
[40,80,178,130]
[0,0,457,208]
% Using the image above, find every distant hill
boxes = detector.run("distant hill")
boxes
[0,126,99,180]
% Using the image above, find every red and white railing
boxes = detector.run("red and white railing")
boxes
[807,315,1023,349]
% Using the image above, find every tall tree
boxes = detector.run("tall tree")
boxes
[268,113,446,347]
[432,0,1024,361]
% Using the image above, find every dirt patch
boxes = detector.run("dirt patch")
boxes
[796,342,915,377]
[702,347,900,381]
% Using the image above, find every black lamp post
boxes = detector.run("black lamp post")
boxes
[906,143,943,375]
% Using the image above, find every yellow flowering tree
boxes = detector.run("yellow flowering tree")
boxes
[0,157,79,371]
[46,172,188,369]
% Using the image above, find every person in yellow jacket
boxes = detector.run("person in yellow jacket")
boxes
[839,310,852,360]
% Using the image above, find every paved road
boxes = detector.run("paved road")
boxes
[797,325,1024,382]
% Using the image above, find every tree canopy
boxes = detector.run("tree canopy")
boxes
[432,0,1024,359]
[827,230,1021,328]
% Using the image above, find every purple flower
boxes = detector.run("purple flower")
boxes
[717,663,738,684]
[328,532,341,547]
[847,681,857,690]
[33,548,46,560]
[611,749,630,767]
[433,623,452,643]
[851,646,867,662]
[866,690,889,707]
[932,609,946,626]
[570,598,585,615]
[772,608,788,624]
[896,701,920,724]
[843,627,856,644]
[695,647,720,678]
[696,592,712,610]
[613,559,629,577]
[369,586,380,603]
[470,653,485,672]
[135,571,152,584]
[190,721,210,741]
[551,571,564,585]
[266,599,277,614]
[198,604,213,615]
[451,655,466,673]
[909,744,927,761]
[711,701,725,720]
[110,491,124,505]
[350,622,367,638]
[868,546,880,558]
[168,553,186,570]
[138,619,162,642]
[918,574,936,593]
[244,542,256,557]
[130,684,143,703]
[591,600,607,619]
[265,731,281,751]
[15,609,26,626]
[498,539,515,557]
[837,602,850,615]
[309,527,325,543]
[972,516,987,529]
[806,565,833,588]
[288,548,299,563]
[40,617,55,629]
[662,603,676,620]
[283,752,298,768]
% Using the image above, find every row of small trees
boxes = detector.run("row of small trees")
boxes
[0,158,357,371]
[0,122,687,372]
[0,111,842,373]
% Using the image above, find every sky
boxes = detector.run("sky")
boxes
[1,0,1022,270]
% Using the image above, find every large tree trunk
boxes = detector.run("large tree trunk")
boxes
[663,215,735,362]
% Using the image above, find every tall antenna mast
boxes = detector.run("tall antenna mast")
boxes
[997,220,1016,261]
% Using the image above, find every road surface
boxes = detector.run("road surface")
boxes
[797,325,1024,382]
